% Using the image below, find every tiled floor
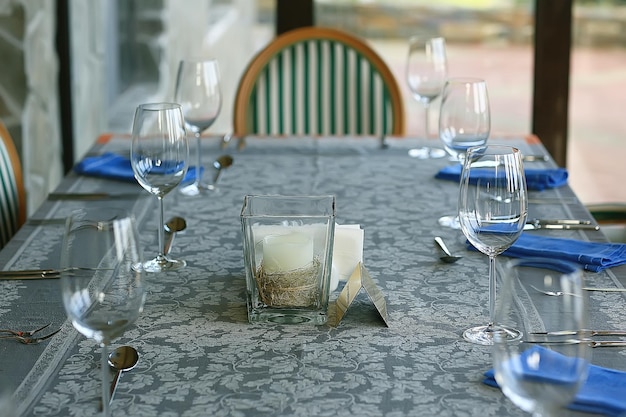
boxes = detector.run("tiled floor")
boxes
[370,39,626,205]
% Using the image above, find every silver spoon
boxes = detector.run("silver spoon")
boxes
[434,237,462,263]
[212,155,234,184]
[164,216,187,255]
[105,346,139,407]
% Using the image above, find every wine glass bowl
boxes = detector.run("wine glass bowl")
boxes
[458,145,528,345]
[439,77,490,161]
[131,102,189,272]
[175,59,222,196]
[437,77,491,228]
[60,208,145,416]
[406,36,448,159]
[493,258,591,416]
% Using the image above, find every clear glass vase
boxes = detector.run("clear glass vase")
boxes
[241,195,336,325]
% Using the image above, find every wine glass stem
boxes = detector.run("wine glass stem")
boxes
[156,196,166,262]
[488,254,497,328]
[101,343,111,416]
[423,102,430,140]
[194,131,202,186]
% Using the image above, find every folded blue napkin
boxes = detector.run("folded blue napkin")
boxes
[484,346,626,416]
[435,164,568,191]
[74,152,201,184]
[492,233,626,272]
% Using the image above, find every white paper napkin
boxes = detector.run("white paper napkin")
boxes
[331,224,364,291]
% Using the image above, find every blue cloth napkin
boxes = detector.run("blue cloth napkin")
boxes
[494,233,626,272]
[435,164,568,191]
[484,346,626,417]
[74,152,201,184]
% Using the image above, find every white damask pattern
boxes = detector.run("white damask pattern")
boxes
[2,137,625,416]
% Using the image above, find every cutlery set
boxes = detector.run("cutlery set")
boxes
[524,218,600,231]
[47,192,140,201]
[0,269,62,279]
[522,154,550,162]
[530,284,626,296]
[527,330,626,348]
[0,267,118,279]
[0,323,61,344]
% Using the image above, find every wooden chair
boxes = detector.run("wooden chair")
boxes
[233,26,405,137]
[0,119,26,248]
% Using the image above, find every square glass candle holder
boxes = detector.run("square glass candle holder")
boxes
[241,195,336,324]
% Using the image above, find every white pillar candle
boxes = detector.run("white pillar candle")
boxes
[262,231,314,273]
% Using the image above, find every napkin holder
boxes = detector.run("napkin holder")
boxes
[329,262,389,327]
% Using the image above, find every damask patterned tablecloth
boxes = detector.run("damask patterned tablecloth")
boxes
[0,136,624,416]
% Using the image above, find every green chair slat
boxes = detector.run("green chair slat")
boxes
[247,38,395,136]
[0,138,21,248]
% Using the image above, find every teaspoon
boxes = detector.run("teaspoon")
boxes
[105,346,139,407]
[164,216,187,255]
[434,237,462,263]
[212,155,234,184]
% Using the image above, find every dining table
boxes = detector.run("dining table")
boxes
[0,134,625,416]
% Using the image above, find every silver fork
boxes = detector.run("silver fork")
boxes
[0,324,61,344]
[530,284,626,296]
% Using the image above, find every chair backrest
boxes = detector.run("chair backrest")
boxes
[234,26,405,137]
[0,119,26,248]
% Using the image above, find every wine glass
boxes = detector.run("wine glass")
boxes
[438,77,491,228]
[130,102,189,272]
[457,145,527,345]
[493,258,591,416]
[60,208,146,417]
[406,36,448,159]
[174,59,222,196]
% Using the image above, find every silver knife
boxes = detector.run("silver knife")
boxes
[0,266,109,279]
[584,287,626,292]
[525,339,626,348]
[0,269,61,279]
[27,218,66,226]
[523,154,550,162]
[524,220,599,231]
[528,198,579,205]
[48,192,140,201]
[532,330,626,337]
[531,219,592,225]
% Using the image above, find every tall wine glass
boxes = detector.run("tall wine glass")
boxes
[493,258,591,416]
[175,59,222,196]
[406,36,448,159]
[458,145,527,345]
[131,102,189,272]
[60,208,146,417]
[438,77,491,228]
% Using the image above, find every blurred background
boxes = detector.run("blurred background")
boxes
[0,0,624,213]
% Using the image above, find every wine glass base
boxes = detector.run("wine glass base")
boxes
[143,257,186,273]
[408,147,447,159]
[463,324,522,346]
[438,215,460,229]
[179,182,217,196]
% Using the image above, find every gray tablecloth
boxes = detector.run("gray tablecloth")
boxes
[1,136,624,416]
